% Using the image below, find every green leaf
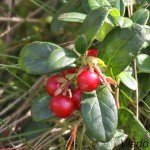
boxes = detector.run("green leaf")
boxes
[138,73,150,100]
[82,85,118,142]
[74,34,88,54]
[96,17,115,41]
[82,0,110,12]
[118,108,150,150]
[118,72,137,90]
[80,7,109,50]
[48,48,78,72]
[58,12,86,23]
[98,24,145,76]
[113,16,133,28]
[31,94,54,121]
[50,0,82,32]
[130,9,149,25]
[96,130,128,150]
[18,42,61,75]
[88,0,110,10]
[114,0,125,16]
[137,0,148,9]
[95,8,120,42]
[136,54,150,73]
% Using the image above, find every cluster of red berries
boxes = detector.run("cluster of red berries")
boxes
[45,49,102,118]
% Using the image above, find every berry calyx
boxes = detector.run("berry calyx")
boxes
[50,95,74,118]
[46,75,61,96]
[87,49,98,57]
[62,67,77,76]
[72,89,82,110]
[77,70,100,92]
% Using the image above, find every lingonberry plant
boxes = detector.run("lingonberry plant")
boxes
[18,0,150,149]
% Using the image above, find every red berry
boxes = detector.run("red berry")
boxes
[50,95,74,118]
[62,67,77,76]
[72,89,82,110]
[87,49,98,57]
[77,70,100,92]
[46,75,61,96]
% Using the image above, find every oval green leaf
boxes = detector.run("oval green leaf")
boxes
[113,16,133,28]
[48,48,78,72]
[96,17,115,41]
[96,130,128,150]
[118,72,137,90]
[31,94,54,121]
[58,12,86,23]
[19,42,61,75]
[114,0,125,16]
[50,0,82,32]
[130,9,149,25]
[118,108,150,150]
[82,0,110,12]
[98,24,145,76]
[74,34,88,54]
[88,0,110,10]
[80,7,109,50]
[136,54,150,73]
[82,85,118,142]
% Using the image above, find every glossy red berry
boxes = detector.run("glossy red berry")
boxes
[77,70,100,92]
[50,95,74,118]
[46,75,61,96]
[62,67,77,76]
[72,89,82,110]
[87,49,98,57]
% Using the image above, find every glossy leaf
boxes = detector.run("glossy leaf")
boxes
[118,108,150,150]
[80,7,109,50]
[51,0,81,32]
[109,8,120,16]
[82,85,118,142]
[113,16,133,28]
[19,42,61,75]
[114,0,125,16]
[96,8,120,41]
[118,72,137,90]
[136,54,150,73]
[98,24,145,76]
[138,73,150,100]
[96,130,128,150]
[96,18,115,41]
[82,0,110,12]
[74,34,88,54]
[48,48,78,72]
[58,12,86,23]
[31,95,54,121]
[130,9,149,25]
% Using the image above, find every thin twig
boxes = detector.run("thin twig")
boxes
[0,75,46,116]
[0,17,42,23]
